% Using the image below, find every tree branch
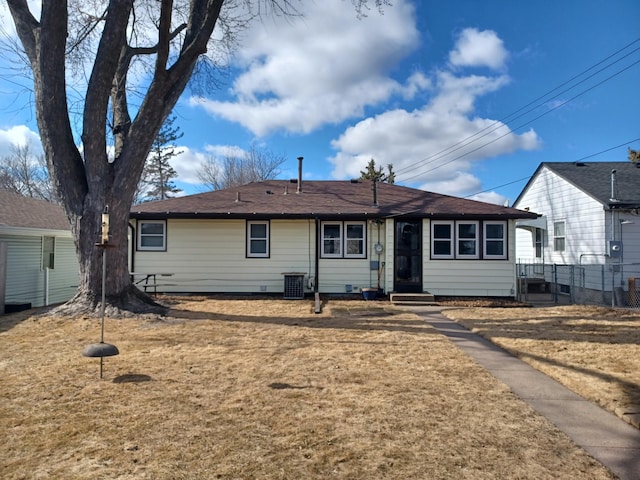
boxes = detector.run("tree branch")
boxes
[83,0,133,172]
[155,0,174,76]
[6,0,38,62]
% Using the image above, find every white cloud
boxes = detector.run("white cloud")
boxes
[328,32,541,202]
[170,147,209,185]
[449,28,508,70]
[204,144,246,158]
[192,0,421,136]
[0,125,42,152]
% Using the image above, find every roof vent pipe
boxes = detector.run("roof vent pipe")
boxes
[297,156,303,193]
[610,169,618,202]
[236,191,241,202]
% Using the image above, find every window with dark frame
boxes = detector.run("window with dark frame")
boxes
[432,222,454,258]
[431,220,507,260]
[484,222,507,259]
[456,221,479,258]
[321,221,366,258]
[247,221,269,257]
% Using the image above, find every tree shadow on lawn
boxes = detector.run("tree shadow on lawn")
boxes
[0,305,59,333]
[452,311,640,346]
[163,304,438,336]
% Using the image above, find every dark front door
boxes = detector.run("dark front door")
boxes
[394,220,422,293]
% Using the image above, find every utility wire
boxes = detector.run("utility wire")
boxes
[463,137,640,199]
[394,36,640,179]
[396,45,640,178]
[399,56,640,182]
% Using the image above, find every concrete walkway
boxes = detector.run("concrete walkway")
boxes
[405,306,640,480]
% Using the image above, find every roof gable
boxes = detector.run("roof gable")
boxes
[517,162,640,208]
[131,180,537,220]
[0,190,71,231]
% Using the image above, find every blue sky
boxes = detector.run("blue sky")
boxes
[1,0,639,206]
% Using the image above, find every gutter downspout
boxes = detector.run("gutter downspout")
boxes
[128,222,135,276]
[314,216,321,313]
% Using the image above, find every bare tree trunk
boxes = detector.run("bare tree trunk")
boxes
[56,186,166,316]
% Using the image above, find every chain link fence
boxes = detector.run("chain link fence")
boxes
[516,262,640,309]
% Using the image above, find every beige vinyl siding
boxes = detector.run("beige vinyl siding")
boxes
[133,219,317,293]
[422,261,516,296]
[132,218,387,294]
[1,233,78,307]
[317,258,375,293]
[422,219,517,297]
[515,167,606,264]
[318,221,383,293]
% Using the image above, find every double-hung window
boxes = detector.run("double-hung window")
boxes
[456,221,479,259]
[322,222,342,257]
[534,228,543,258]
[137,220,166,251]
[247,221,269,257]
[321,221,366,258]
[553,221,565,252]
[431,221,454,259]
[484,221,507,259]
[345,223,365,257]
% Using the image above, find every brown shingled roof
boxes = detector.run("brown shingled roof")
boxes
[0,190,71,231]
[130,180,537,220]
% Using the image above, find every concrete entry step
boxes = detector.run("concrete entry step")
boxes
[389,293,437,305]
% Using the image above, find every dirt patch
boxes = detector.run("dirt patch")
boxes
[0,296,617,479]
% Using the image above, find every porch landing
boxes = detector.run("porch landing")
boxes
[389,292,437,305]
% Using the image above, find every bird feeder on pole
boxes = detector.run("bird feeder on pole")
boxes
[82,205,119,378]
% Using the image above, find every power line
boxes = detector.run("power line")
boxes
[394,36,640,181]
[463,137,640,199]
[399,55,640,183]
[394,36,640,176]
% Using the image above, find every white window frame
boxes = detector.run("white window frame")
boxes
[344,221,366,258]
[321,221,366,258]
[247,220,270,258]
[456,221,479,259]
[431,221,454,259]
[42,236,55,270]
[553,221,565,252]
[137,220,167,251]
[483,221,507,260]
[534,228,543,259]
[321,222,343,257]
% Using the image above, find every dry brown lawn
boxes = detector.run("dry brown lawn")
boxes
[441,304,640,427]
[0,296,625,479]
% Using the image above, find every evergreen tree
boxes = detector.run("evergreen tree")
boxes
[139,115,183,202]
[360,158,395,184]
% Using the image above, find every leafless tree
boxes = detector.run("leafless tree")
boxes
[4,0,389,315]
[197,144,286,190]
[0,142,58,202]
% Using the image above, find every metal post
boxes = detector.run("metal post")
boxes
[100,246,106,378]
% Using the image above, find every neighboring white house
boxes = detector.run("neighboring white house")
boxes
[0,190,79,313]
[514,161,640,303]
[129,177,538,298]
